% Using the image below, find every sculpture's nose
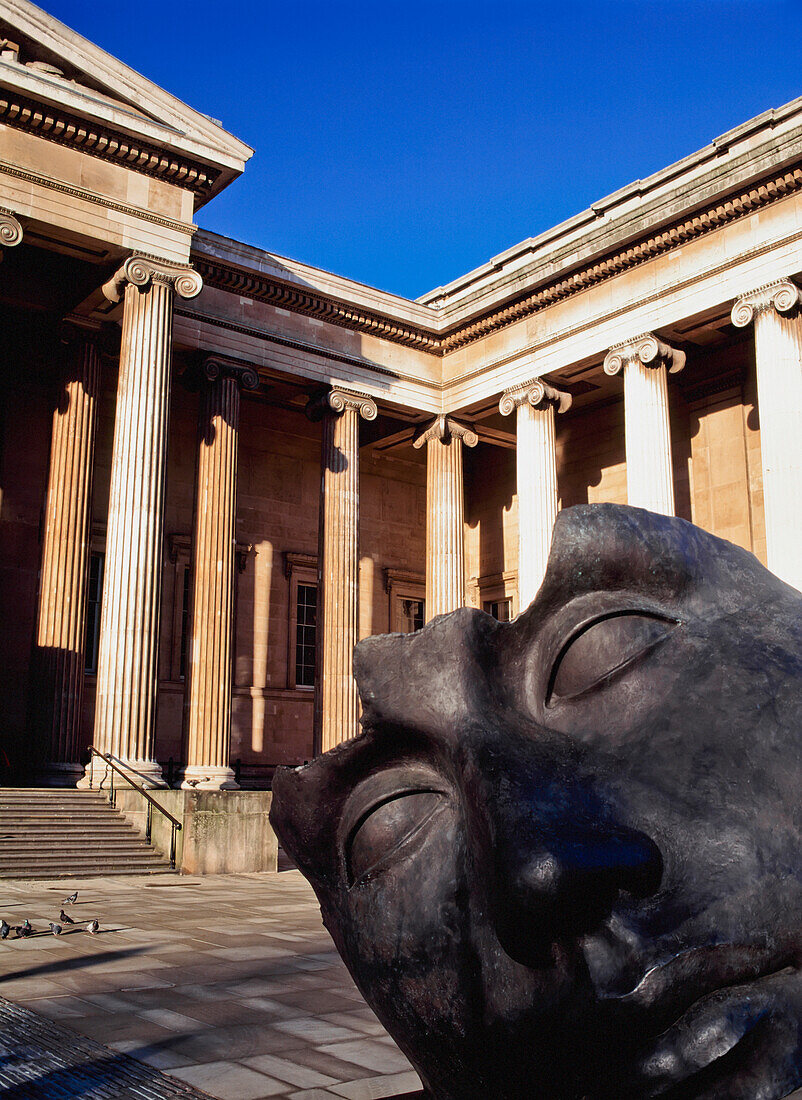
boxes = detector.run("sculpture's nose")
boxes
[463,739,663,963]
[493,824,663,961]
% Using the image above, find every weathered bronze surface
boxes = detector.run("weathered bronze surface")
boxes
[271,504,802,1099]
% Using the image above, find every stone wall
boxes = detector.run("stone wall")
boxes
[114,787,277,874]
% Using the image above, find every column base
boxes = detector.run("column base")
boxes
[37,762,84,788]
[180,765,239,791]
[77,757,167,790]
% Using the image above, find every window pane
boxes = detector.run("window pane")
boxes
[84,551,104,674]
[399,598,425,633]
[180,567,191,680]
[296,583,317,686]
[484,599,511,623]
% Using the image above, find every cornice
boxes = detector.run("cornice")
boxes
[193,255,442,354]
[0,86,220,198]
[438,165,802,353]
[194,162,802,361]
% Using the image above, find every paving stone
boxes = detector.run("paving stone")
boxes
[317,1040,413,1075]
[328,1072,424,1099]
[168,1060,290,1098]
[0,871,421,1099]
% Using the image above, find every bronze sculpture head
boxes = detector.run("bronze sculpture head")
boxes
[270,504,802,1099]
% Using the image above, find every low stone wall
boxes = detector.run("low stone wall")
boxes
[113,788,277,874]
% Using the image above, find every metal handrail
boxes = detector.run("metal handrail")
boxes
[86,747,182,869]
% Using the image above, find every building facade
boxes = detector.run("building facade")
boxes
[1,1,800,789]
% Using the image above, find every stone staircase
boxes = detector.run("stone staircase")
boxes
[0,789,173,878]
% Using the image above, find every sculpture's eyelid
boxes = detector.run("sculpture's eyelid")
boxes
[345,785,444,844]
[344,786,448,888]
[546,608,680,705]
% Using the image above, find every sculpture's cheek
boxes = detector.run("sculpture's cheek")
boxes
[338,812,480,1043]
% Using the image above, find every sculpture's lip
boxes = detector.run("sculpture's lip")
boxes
[600,940,798,1035]
[625,965,799,1094]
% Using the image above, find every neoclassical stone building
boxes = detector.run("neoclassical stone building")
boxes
[1,1,800,789]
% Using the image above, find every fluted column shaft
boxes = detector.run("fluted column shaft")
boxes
[183,360,257,789]
[604,334,685,516]
[414,416,478,621]
[310,389,377,755]
[732,280,802,590]
[83,255,202,787]
[500,381,571,609]
[35,330,100,783]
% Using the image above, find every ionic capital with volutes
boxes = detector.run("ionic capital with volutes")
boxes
[203,355,260,391]
[731,279,800,328]
[307,387,378,422]
[498,379,572,417]
[412,414,479,449]
[603,333,686,377]
[102,253,203,303]
[0,207,23,256]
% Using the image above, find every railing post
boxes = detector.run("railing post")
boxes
[109,766,114,807]
[146,800,152,844]
[170,823,177,870]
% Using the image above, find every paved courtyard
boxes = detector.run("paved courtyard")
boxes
[0,870,423,1100]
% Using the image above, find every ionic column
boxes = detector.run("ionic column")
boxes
[499,380,571,609]
[182,358,258,789]
[603,333,685,515]
[0,207,23,257]
[309,388,377,755]
[732,279,802,590]
[34,324,101,784]
[413,415,478,621]
[81,255,202,787]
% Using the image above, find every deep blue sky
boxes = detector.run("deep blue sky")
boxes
[46,0,802,299]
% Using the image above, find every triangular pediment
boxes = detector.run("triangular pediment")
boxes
[0,0,252,203]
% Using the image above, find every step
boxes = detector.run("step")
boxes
[0,812,140,823]
[0,856,169,871]
[0,827,140,836]
[0,866,169,879]
[0,841,158,854]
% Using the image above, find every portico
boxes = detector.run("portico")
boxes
[1,0,801,793]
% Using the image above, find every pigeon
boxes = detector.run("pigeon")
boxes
[0,920,9,939]
[59,909,75,925]
[49,922,62,936]
[86,920,99,935]
[16,920,33,938]
[63,891,78,905]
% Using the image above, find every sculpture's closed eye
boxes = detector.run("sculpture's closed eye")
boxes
[547,611,677,705]
[347,790,445,887]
